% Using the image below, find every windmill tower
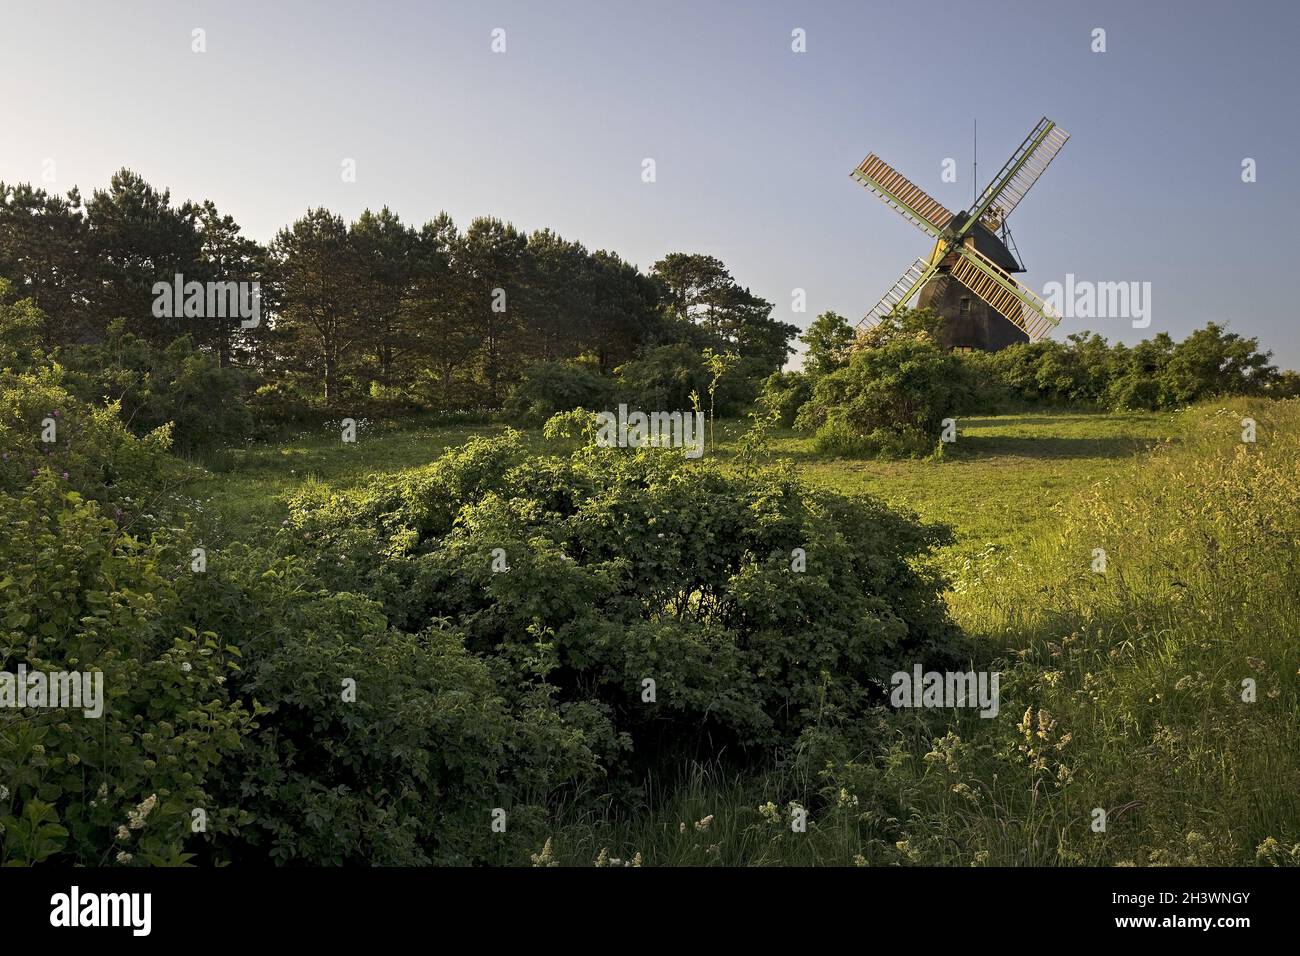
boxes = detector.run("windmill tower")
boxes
[851,117,1070,351]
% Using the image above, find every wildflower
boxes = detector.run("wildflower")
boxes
[951,782,979,804]
[1017,707,1034,736]
[181,662,192,673]
[115,851,133,864]
[694,814,714,832]
[0,785,8,801]
[757,802,781,826]
[529,838,557,867]
[127,793,157,830]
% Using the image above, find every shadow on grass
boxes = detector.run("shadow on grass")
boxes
[945,433,1168,461]
[959,414,1107,428]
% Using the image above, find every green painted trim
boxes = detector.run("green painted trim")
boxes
[960,120,1055,237]
[886,259,941,316]
[851,171,942,238]
[957,247,1059,325]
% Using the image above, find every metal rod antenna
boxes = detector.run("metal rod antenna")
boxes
[973,119,977,206]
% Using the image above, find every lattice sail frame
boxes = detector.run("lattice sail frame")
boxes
[857,256,939,330]
[964,118,1070,235]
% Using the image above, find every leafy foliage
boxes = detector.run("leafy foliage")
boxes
[285,422,962,770]
[503,360,614,426]
[796,331,974,457]
[0,475,252,867]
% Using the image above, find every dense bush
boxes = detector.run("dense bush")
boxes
[973,325,1279,411]
[0,281,45,372]
[503,359,614,426]
[177,547,600,865]
[760,371,812,428]
[59,322,252,455]
[0,411,251,865]
[0,382,610,866]
[245,380,319,439]
[796,333,974,457]
[0,368,177,520]
[613,344,757,417]
[786,316,1285,458]
[284,418,962,771]
[613,344,708,412]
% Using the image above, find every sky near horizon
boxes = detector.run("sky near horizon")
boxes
[2,0,1297,369]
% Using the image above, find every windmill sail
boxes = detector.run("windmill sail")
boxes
[852,153,955,238]
[857,256,939,331]
[949,244,1061,340]
[963,118,1069,234]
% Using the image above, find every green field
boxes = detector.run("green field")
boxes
[185,401,1300,866]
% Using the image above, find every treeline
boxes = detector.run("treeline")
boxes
[769,309,1298,456]
[0,168,797,442]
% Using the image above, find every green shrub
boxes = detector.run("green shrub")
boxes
[0,475,253,866]
[503,360,614,426]
[59,323,252,455]
[614,344,707,412]
[0,281,45,372]
[177,547,601,865]
[246,379,319,438]
[759,370,811,428]
[285,421,962,770]
[0,368,177,521]
[796,333,971,456]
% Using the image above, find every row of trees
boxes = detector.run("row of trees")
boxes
[0,169,798,410]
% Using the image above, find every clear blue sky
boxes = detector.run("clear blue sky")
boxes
[3,0,1296,369]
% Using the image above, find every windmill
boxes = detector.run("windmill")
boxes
[851,117,1069,351]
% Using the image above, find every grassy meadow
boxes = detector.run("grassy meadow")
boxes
[184,400,1300,866]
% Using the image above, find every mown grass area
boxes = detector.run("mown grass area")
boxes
[720,409,1179,583]
[187,402,1299,866]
